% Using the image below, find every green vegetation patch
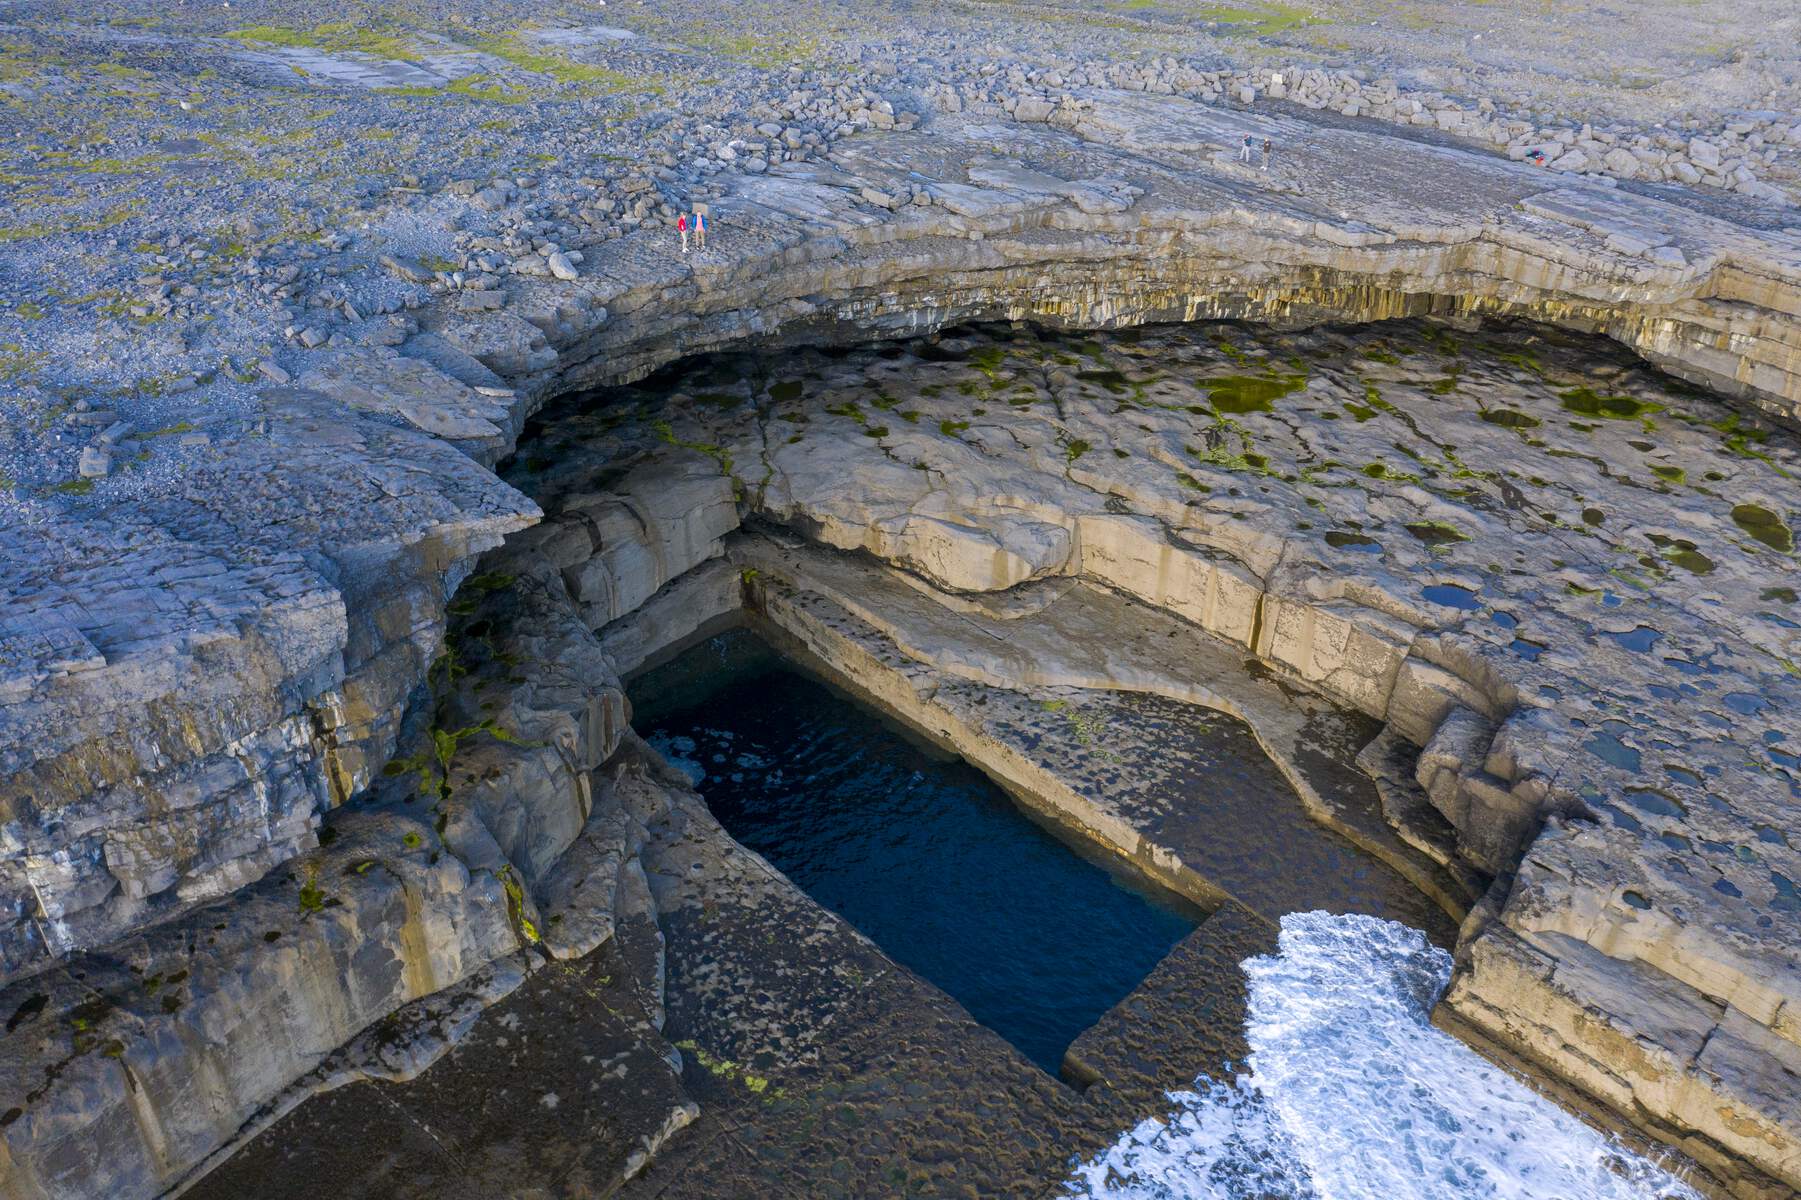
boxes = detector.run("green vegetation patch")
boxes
[1479,408,1541,430]
[225,22,418,59]
[1732,503,1794,552]
[1202,371,1305,414]
[1559,387,1661,422]
[1362,461,1419,484]
[1181,3,1316,37]
[473,32,661,94]
[1404,520,1470,547]
[683,32,830,69]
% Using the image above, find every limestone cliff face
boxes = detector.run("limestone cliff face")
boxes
[2,92,1799,1198]
[7,94,1798,987]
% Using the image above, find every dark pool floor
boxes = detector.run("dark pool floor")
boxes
[634,632,1200,1073]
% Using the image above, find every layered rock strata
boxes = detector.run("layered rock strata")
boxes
[513,315,1801,1195]
[8,92,1799,981]
[3,89,1800,1198]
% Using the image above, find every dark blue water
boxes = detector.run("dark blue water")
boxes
[633,632,1199,1075]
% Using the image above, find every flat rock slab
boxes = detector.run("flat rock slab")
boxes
[1065,901,1276,1114]
[185,929,692,1200]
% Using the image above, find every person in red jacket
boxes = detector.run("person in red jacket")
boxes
[677,212,690,254]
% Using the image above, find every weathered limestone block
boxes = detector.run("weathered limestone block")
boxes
[1505,838,1801,1052]
[535,800,635,961]
[243,389,540,813]
[1386,656,1494,746]
[536,743,677,991]
[0,513,346,981]
[398,331,511,394]
[0,511,667,1198]
[867,511,1071,592]
[1413,706,1550,881]
[1257,594,1413,717]
[598,557,744,679]
[298,348,510,449]
[559,456,737,626]
[1453,770,1543,876]
[1072,513,1263,647]
[0,807,521,1200]
[1448,922,1801,1193]
[427,307,558,378]
[428,560,627,888]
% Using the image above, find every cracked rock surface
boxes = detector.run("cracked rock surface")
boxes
[2,5,1800,1197]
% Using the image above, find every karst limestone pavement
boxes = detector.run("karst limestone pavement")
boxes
[2,88,1800,1199]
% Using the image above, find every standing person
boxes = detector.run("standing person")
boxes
[694,208,706,251]
[1261,138,1272,170]
[677,212,689,254]
[1240,133,1254,163]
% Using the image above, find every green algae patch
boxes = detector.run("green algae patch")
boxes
[1650,465,1686,486]
[1362,462,1419,483]
[1670,549,1714,574]
[1189,442,1271,475]
[1647,535,1715,576]
[472,32,663,94]
[1201,372,1305,414]
[1405,520,1470,547]
[1176,2,1316,36]
[1732,504,1794,552]
[498,866,540,944]
[1559,388,1661,422]
[224,22,418,59]
[1480,408,1541,430]
[675,1039,780,1098]
[1078,368,1130,395]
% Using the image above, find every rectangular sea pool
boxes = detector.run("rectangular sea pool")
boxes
[630,629,1200,1075]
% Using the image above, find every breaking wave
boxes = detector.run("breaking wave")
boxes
[1067,912,1699,1200]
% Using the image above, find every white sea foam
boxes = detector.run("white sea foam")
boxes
[1067,912,1699,1200]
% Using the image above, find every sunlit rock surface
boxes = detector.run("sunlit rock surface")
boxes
[3,80,1800,1200]
[517,315,1801,1193]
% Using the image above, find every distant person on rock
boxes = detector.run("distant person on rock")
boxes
[1240,133,1254,163]
[1262,138,1272,170]
[694,209,707,251]
[678,212,689,254]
